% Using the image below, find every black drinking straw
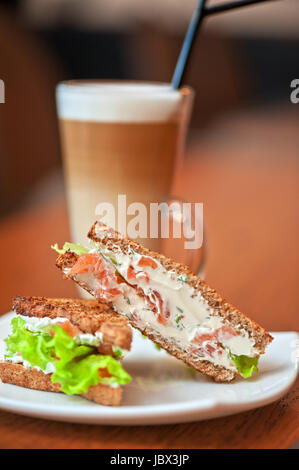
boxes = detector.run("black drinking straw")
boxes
[206,0,275,16]
[172,0,278,89]
[172,0,209,90]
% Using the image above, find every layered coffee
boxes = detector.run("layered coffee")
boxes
[56,82,193,248]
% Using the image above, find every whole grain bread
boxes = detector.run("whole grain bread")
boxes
[88,222,273,351]
[13,296,132,354]
[0,361,122,406]
[56,255,237,381]
[55,222,273,383]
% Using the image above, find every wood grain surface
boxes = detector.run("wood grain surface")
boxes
[0,128,298,448]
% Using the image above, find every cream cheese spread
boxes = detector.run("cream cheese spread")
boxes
[6,353,56,374]
[20,315,103,347]
[67,246,258,372]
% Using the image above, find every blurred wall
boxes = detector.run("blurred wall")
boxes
[0,6,62,216]
[0,0,298,216]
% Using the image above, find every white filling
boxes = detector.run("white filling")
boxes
[6,318,121,386]
[6,353,56,374]
[21,315,68,331]
[76,332,103,347]
[112,345,129,358]
[5,353,120,388]
[69,247,258,372]
[20,315,103,347]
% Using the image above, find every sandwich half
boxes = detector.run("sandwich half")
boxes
[55,223,273,383]
[0,296,132,405]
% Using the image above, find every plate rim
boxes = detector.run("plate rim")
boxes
[0,311,297,424]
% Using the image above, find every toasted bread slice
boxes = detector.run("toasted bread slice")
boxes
[56,222,273,383]
[0,361,122,406]
[13,296,132,356]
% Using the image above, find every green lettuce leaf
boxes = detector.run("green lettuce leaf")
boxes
[50,325,131,394]
[53,354,131,395]
[5,317,131,395]
[228,351,259,378]
[51,242,89,255]
[5,317,55,370]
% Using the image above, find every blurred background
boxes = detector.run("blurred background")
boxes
[0,0,298,330]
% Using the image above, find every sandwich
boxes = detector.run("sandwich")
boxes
[55,222,273,383]
[0,296,132,405]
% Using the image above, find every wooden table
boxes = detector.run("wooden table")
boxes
[0,130,298,448]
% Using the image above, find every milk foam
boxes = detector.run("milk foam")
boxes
[56,82,189,123]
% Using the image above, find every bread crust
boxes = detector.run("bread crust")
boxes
[56,261,237,381]
[88,222,273,352]
[12,295,132,354]
[55,222,273,383]
[0,361,122,406]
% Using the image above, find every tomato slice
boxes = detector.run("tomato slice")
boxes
[69,252,124,303]
[157,309,170,325]
[116,274,124,284]
[193,331,215,344]
[107,288,122,297]
[137,256,158,269]
[96,263,124,302]
[190,331,221,358]
[191,325,239,359]
[193,326,238,345]
[96,287,122,302]
[92,257,103,275]
[127,265,137,281]
[96,267,123,301]
[127,265,149,283]
[98,368,111,379]
[135,271,150,283]
[205,343,217,356]
[69,253,101,275]
[145,289,170,325]
[218,326,239,340]
[57,320,80,338]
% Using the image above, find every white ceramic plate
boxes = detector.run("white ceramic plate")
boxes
[0,312,297,425]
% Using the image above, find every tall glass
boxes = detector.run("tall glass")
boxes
[56,81,194,254]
